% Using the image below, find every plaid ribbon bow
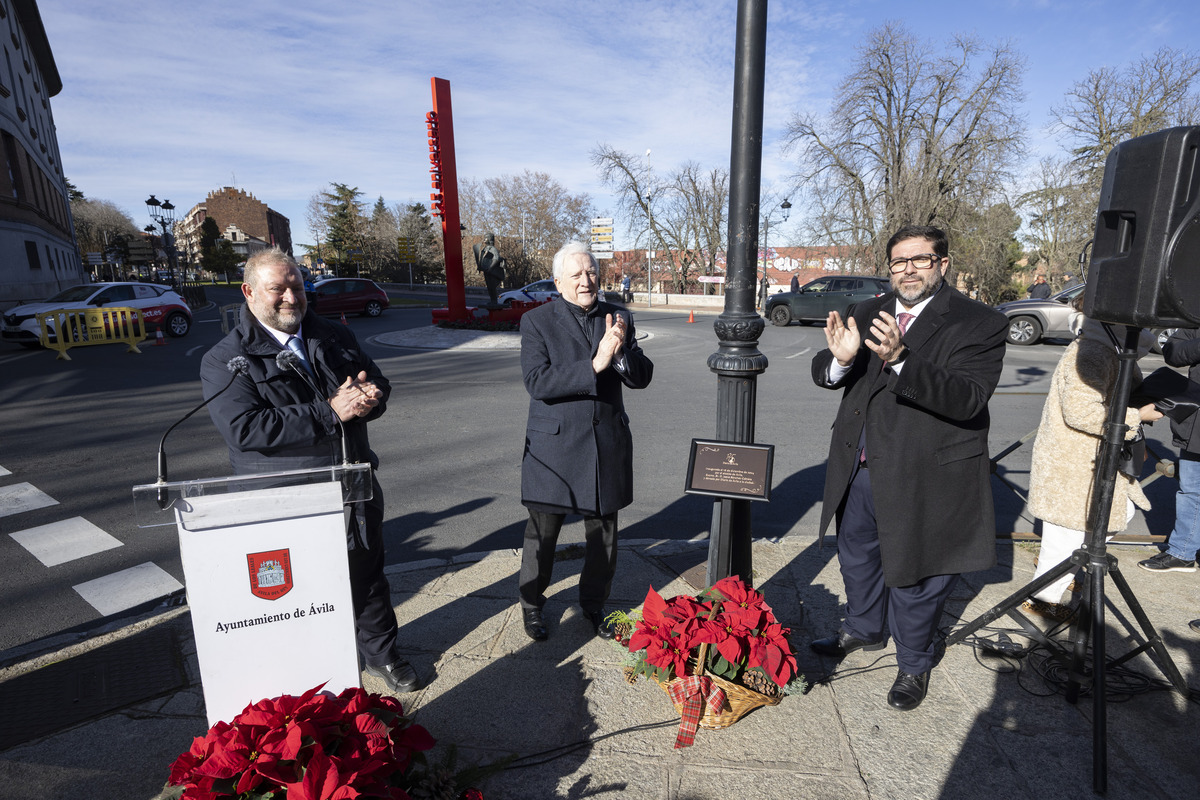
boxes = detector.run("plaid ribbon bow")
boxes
[667,675,726,748]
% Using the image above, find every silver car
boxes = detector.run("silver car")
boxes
[997,283,1174,351]
[497,279,559,306]
[996,284,1085,345]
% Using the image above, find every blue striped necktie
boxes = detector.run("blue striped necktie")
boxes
[286,336,315,378]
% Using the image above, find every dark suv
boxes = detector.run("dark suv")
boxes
[766,275,890,326]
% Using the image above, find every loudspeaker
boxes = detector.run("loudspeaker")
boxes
[1085,125,1200,328]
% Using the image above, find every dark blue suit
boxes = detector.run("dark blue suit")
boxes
[812,285,1007,672]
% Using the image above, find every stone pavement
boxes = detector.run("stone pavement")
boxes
[1,532,1198,800]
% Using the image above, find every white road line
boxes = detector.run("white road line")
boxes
[785,347,812,359]
[0,350,40,365]
[0,482,58,518]
[9,517,122,567]
[0,464,10,477]
[186,344,206,357]
[73,562,183,616]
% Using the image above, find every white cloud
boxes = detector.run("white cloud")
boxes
[38,0,1200,247]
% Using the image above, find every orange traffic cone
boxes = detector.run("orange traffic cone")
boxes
[155,329,166,346]
[340,313,348,325]
[687,310,696,323]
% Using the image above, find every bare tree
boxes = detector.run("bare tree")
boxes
[590,144,657,287]
[1023,48,1200,289]
[1018,157,1094,287]
[953,202,1023,303]
[591,146,729,293]
[457,170,595,287]
[304,194,330,255]
[1051,47,1200,186]
[71,197,141,256]
[306,184,366,275]
[393,202,445,284]
[782,22,1026,274]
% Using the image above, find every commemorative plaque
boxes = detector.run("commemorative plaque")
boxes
[684,439,773,502]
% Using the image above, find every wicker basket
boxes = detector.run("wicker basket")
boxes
[657,669,780,729]
[655,639,781,730]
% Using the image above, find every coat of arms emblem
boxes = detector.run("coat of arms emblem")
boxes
[247,549,293,600]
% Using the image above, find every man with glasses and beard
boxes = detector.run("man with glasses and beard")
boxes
[809,225,1008,711]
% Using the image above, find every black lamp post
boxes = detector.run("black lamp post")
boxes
[706,0,769,587]
[146,194,179,284]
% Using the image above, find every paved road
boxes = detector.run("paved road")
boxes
[0,296,1179,656]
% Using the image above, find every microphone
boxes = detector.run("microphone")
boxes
[156,356,249,509]
[275,349,350,466]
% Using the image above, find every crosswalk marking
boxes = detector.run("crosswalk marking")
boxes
[0,482,58,518]
[73,562,184,617]
[9,517,122,567]
[2,469,183,620]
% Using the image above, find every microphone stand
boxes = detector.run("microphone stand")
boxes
[155,358,248,509]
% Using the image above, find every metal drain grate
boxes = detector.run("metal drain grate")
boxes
[0,626,187,751]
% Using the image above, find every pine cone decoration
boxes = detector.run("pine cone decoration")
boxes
[739,668,781,698]
[622,665,639,684]
[409,767,458,800]
[613,621,632,644]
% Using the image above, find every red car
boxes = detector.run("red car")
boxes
[308,278,389,318]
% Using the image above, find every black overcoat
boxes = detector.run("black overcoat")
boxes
[812,285,1007,586]
[200,306,388,476]
[1162,328,1200,453]
[520,299,653,515]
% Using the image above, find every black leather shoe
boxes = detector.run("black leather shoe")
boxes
[364,658,422,694]
[585,610,615,640]
[523,608,548,641]
[810,630,885,658]
[887,670,930,711]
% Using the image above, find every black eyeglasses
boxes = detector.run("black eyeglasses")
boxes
[887,253,942,273]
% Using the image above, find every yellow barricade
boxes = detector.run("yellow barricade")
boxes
[37,306,147,360]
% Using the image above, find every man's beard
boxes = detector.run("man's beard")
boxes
[893,272,943,306]
[265,305,304,333]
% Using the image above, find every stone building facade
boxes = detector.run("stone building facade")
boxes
[177,187,292,265]
[0,0,79,307]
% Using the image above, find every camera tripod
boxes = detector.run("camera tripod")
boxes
[945,325,1189,795]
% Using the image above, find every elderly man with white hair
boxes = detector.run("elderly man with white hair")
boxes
[516,241,653,641]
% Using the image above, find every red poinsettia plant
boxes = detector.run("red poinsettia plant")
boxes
[618,576,799,690]
[166,683,435,800]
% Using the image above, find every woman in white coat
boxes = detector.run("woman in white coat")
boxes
[1024,318,1163,621]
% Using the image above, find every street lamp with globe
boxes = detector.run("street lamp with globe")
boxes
[145,194,179,285]
[761,197,791,280]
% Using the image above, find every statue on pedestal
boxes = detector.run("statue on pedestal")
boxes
[473,233,508,307]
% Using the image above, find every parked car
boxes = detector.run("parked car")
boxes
[766,275,891,326]
[996,284,1085,345]
[498,279,559,306]
[996,284,1174,351]
[2,282,192,347]
[309,278,389,317]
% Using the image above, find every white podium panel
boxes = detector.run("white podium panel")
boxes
[177,481,360,726]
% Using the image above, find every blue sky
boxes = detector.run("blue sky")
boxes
[38,0,1197,249]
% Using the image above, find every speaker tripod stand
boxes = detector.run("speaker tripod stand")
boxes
[944,325,1189,795]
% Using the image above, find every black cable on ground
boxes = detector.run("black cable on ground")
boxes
[944,621,1200,705]
[498,718,681,771]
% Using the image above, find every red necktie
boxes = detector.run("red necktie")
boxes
[861,312,914,465]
